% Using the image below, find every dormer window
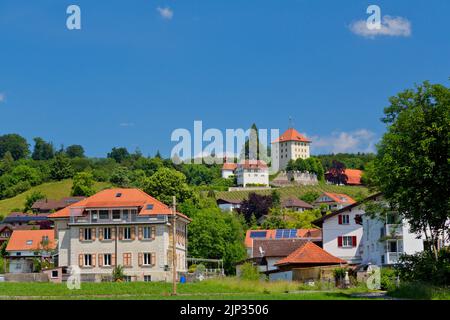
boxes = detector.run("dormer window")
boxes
[116,193,122,198]
[146,204,154,210]
[26,240,33,245]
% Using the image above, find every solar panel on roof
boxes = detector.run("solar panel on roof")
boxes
[275,229,283,238]
[250,231,267,238]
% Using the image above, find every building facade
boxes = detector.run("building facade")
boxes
[235,160,269,187]
[49,188,190,282]
[271,128,311,171]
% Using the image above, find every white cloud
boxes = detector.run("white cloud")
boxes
[350,15,411,38]
[0,93,5,103]
[157,7,173,20]
[310,129,377,154]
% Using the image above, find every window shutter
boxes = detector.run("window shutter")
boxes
[79,228,84,241]
[98,254,103,267]
[111,227,116,240]
[138,253,143,266]
[112,254,116,266]
[131,227,136,240]
[337,236,342,247]
[138,226,143,240]
[151,226,156,240]
[91,254,96,267]
[119,227,123,240]
[91,228,96,241]
[338,215,342,225]
[122,253,127,266]
[352,236,357,247]
[151,252,156,266]
[99,228,104,241]
[78,254,83,267]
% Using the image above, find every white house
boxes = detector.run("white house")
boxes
[362,212,424,266]
[216,198,242,212]
[235,160,269,187]
[313,192,356,211]
[221,162,237,179]
[271,127,311,171]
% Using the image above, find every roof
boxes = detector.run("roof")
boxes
[6,230,56,252]
[2,213,49,224]
[272,128,311,144]
[275,241,345,266]
[312,192,382,227]
[281,197,313,209]
[252,239,307,258]
[344,169,363,185]
[31,197,85,211]
[47,188,190,221]
[245,228,322,248]
[222,163,238,171]
[316,192,356,205]
[216,198,242,205]
[238,160,268,170]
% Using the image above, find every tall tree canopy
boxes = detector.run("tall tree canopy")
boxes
[65,145,85,158]
[238,192,273,222]
[0,134,29,160]
[32,137,55,160]
[107,147,130,163]
[372,81,450,257]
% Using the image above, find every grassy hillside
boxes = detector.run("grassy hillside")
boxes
[0,179,111,217]
[215,183,369,202]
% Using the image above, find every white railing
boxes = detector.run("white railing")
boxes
[386,224,403,237]
[387,252,399,264]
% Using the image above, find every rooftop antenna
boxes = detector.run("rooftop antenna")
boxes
[289,116,294,129]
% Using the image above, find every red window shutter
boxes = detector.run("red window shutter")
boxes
[112,254,116,266]
[151,253,156,266]
[79,228,83,241]
[151,226,156,240]
[138,253,143,266]
[131,227,136,240]
[138,226,143,240]
[352,236,357,247]
[338,215,342,225]
[98,254,103,267]
[99,228,103,241]
[78,254,83,267]
[337,236,342,247]
[91,228,96,241]
[91,254,96,267]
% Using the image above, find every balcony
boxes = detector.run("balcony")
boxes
[385,224,403,238]
[386,252,400,264]
[69,214,166,225]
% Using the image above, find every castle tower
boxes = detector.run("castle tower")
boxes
[271,127,311,171]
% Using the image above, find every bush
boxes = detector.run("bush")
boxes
[112,265,125,282]
[239,262,261,281]
[380,267,397,291]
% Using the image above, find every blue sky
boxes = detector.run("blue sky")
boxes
[0,0,449,157]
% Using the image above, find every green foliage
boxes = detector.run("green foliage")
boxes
[65,145,85,158]
[181,164,220,186]
[112,265,125,282]
[50,154,74,180]
[316,153,376,171]
[71,172,96,197]
[380,267,397,291]
[285,209,323,229]
[0,134,30,160]
[333,267,347,279]
[286,157,325,180]
[24,191,45,212]
[373,81,450,255]
[388,282,450,300]
[300,191,320,204]
[107,147,130,163]
[0,164,42,199]
[144,167,195,206]
[32,137,55,160]
[261,209,288,229]
[109,167,131,187]
[239,262,261,281]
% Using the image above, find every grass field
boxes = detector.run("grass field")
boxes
[388,283,450,300]
[0,278,375,300]
[215,183,369,202]
[0,179,111,217]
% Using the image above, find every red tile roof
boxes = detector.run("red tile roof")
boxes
[275,241,345,266]
[318,192,356,205]
[272,128,311,143]
[222,163,238,171]
[6,230,56,252]
[238,160,268,170]
[344,169,363,185]
[47,188,190,221]
[245,228,322,248]
[281,197,313,209]
[252,239,307,258]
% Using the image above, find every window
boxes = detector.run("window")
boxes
[123,253,132,267]
[99,210,109,220]
[51,270,58,278]
[26,240,33,245]
[341,215,350,224]
[103,228,111,240]
[144,275,152,282]
[112,210,121,220]
[91,210,98,221]
[381,255,385,264]
[84,228,92,240]
[122,209,129,221]
[388,241,398,253]
[104,254,112,266]
[143,226,152,239]
[123,276,132,282]
[342,236,354,248]
[146,204,154,210]
[143,253,152,265]
[84,254,92,266]
[123,227,131,240]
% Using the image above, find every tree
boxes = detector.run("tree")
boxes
[109,167,131,187]
[32,137,55,160]
[24,191,45,212]
[50,154,74,180]
[300,191,320,204]
[0,134,29,160]
[238,192,273,222]
[65,145,85,158]
[271,189,281,209]
[143,167,195,206]
[107,147,130,163]
[72,172,95,196]
[325,160,347,185]
[373,81,450,259]
[0,151,14,175]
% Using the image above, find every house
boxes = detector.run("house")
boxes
[0,224,13,246]
[281,197,313,212]
[216,198,242,212]
[6,230,56,273]
[221,162,238,179]
[2,213,51,228]
[48,188,191,282]
[313,192,356,211]
[236,238,308,275]
[269,241,346,282]
[32,197,85,214]
[325,169,363,186]
[235,160,269,187]
[271,127,311,171]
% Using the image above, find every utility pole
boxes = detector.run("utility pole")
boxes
[171,196,177,295]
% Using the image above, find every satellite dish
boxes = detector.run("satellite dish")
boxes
[259,246,265,257]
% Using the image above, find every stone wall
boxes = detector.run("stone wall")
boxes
[4,273,49,282]
[271,171,318,186]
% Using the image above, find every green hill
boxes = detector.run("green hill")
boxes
[215,183,369,203]
[0,179,111,218]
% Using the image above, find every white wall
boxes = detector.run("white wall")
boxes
[222,170,234,179]
[236,169,269,187]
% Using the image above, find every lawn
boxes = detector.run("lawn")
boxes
[0,278,374,300]
[0,179,111,217]
[215,183,369,202]
[388,283,450,300]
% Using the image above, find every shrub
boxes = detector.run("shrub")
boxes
[112,265,125,282]
[380,267,397,291]
[239,262,261,281]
